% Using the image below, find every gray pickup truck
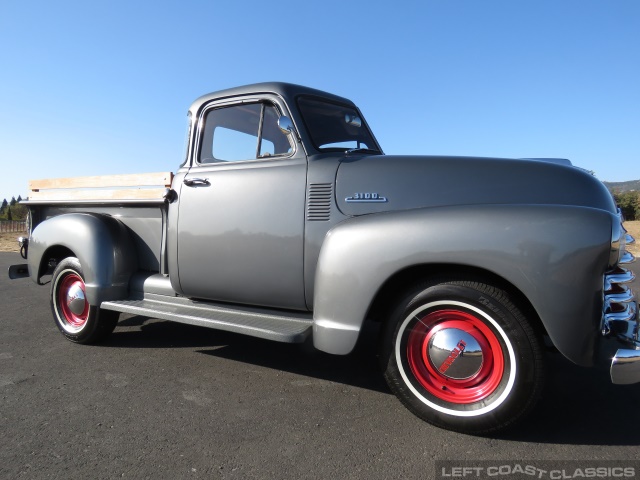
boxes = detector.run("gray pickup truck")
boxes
[9,82,638,434]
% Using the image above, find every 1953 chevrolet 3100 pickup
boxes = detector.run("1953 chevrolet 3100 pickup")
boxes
[8,82,638,434]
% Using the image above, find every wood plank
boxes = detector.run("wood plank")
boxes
[29,188,168,201]
[29,172,173,191]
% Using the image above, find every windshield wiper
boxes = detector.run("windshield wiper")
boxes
[345,147,380,155]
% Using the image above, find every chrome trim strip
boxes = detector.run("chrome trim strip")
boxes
[605,288,634,307]
[620,251,636,265]
[604,268,636,291]
[345,193,388,203]
[344,197,388,203]
[604,302,638,338]
[604,302,637,325]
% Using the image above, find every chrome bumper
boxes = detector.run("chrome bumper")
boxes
[609,298,639,384]
[611,342,640,385]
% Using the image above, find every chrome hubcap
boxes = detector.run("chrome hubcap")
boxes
[427,328,483,380]
[66,283,87,316]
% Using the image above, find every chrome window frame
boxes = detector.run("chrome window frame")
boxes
[193,95,297,167]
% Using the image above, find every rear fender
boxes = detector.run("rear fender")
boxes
[28,213,138,305]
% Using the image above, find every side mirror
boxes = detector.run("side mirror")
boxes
[278,116,294,135]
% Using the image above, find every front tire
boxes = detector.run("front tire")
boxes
[50,257,119,344]
[380,279,544,435]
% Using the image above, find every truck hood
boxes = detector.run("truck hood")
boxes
[335,155,617,216]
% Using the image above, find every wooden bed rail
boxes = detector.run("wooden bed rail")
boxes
[27,172,174,202]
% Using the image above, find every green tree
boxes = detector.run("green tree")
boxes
[627,192,639,221]
[9,196,16,206]
[17,195,22,202]
[10,204,27,221]
[613,190,640,221]
[6,206,12,221]
[0,198,7,215]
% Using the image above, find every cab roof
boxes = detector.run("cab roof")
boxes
[189,82,355,114]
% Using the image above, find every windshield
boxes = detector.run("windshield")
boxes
[297,96,380,153]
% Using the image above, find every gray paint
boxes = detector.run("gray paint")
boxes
[313,204,613,366]
[336,155,616,216]
[303,154,349,309]
[172,91,309,309]
[33,205,165,271]
[129,272,177,298]
[166,167,187,295]
[28,213,138,305]
[177,157,307,309]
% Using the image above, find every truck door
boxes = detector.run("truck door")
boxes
[177,99,307,310]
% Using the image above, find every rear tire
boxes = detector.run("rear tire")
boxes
[50,257,119,344]
[380,278,544,435]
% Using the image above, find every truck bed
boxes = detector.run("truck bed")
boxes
[24,172,173,272]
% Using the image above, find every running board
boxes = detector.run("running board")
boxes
[101,294,313,343]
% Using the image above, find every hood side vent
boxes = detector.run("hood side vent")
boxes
[307,183,332,221]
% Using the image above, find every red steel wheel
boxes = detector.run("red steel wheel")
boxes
[56,272,89,331]
[406,309,505,404]
[50,257,119,344]
[381,279,544,435]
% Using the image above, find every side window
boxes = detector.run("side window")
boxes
[260,104,292,157]
[199,102,292,163]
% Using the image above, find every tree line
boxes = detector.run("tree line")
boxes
[0,196,28,221]
[612,190,640,221]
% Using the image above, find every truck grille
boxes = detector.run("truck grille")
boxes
[602,219,637,338]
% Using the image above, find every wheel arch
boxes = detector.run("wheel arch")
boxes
[28,212,138,305]
[36,245,76,278]
[364,264,547,339]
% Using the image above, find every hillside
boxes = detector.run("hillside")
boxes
[603,179,640,193]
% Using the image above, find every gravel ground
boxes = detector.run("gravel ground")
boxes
[1,251,640,480]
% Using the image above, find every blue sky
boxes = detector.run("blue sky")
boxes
[0,0,638,201]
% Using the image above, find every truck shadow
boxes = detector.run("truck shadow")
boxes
[109,315,640,446]
[109,315,389,395]
[499,353,640,445]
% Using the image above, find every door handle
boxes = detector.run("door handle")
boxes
[183,178,210,187]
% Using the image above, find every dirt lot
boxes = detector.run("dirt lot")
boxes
[626,220,640,256]
[0,232,23,252]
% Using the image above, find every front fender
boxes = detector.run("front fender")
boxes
[28,213,138,305]
[312,204,613,366]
